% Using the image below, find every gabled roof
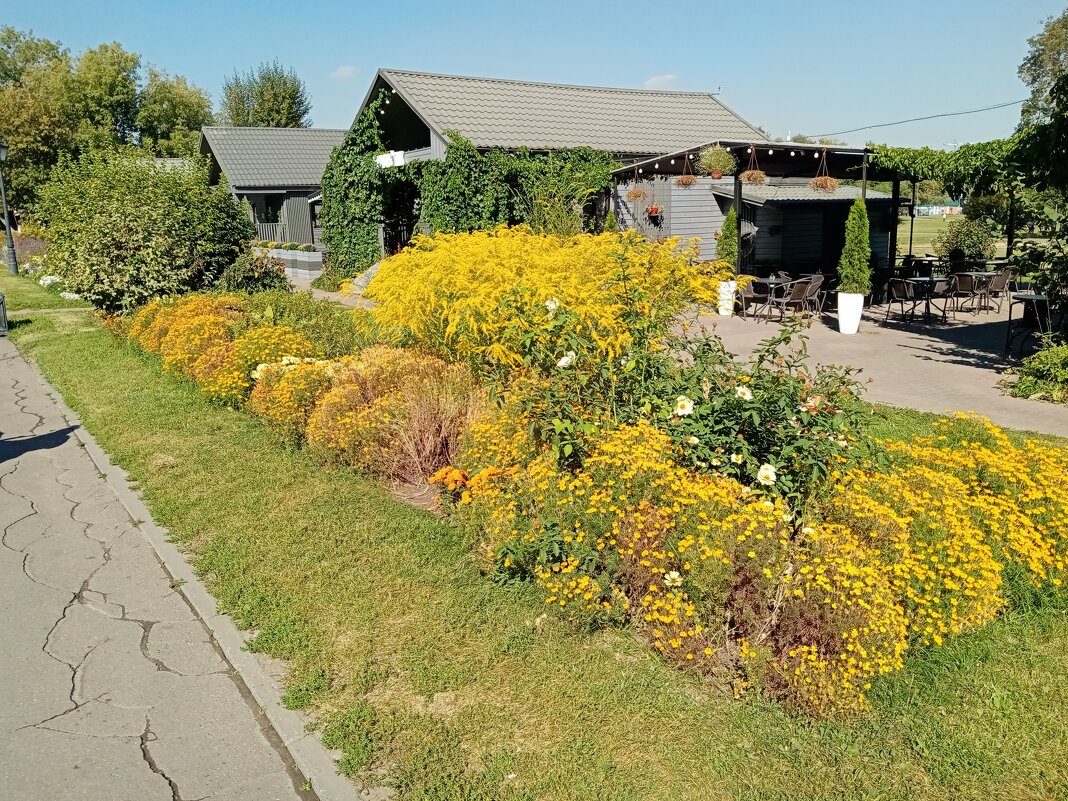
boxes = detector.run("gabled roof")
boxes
[371,68,766,156]
[710,181,892,205]
[199,126,347,190]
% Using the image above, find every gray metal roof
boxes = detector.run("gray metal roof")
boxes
[709,181,892,205]
[376,68,766,155]
[199,126,347,189]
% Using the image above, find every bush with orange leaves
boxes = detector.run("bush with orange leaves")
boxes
[306,346,483,481]
[246,358,334,444]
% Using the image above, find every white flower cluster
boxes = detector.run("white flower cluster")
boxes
[59,291,81,300]
[38,275,61,287]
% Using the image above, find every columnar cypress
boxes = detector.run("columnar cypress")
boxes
[838,199,871,294]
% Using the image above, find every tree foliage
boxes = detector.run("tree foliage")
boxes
[37,149,252,312]
[1019,9,1068,125]
[838,199,871,295]
[0,27,213,211]
[716,206,738,267]
[220,60,311,127]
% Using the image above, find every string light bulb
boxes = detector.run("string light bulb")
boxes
[790,150,796,156]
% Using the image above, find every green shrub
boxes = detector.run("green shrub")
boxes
[216,248,290,293]
[932,216,996,261]
[838,199,871,294]
[699,144,737,177]
[716,207,738,266]
[1011,342,1068,402]
[240,289,379,358]
[37,148,252,312]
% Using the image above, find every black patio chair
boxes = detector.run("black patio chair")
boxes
[929,275,957,322]
[801,274,824,315]
[986,268,1013,314]
[885,278,919,321]
[768,278,813,320]
[737,280,770,320]
[950,272,982,315]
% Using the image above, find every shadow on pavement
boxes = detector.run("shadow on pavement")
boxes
[0,426,78,465]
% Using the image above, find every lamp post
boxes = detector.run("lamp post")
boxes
[0,138,18,275]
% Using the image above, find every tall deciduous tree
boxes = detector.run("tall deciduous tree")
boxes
[1019,9,1068,125]
[0,26,64,85]
[73,42,141,144]
[136,68,213,156]
[219,60,311,127]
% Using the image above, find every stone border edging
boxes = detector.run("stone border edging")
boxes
[17,352,387,801]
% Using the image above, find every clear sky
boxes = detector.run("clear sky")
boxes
[7,0,1066,149]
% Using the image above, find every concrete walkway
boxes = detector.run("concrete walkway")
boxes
[700,304,1068,438]
[0,338,315,801]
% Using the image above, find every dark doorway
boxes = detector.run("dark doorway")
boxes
[821,205,850,266]
[382,179,420,255]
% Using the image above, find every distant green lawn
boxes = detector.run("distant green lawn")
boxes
[7,304,1067,801]
[0,271,91,311]
[900,215,1037,259]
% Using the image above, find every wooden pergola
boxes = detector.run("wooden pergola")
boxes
[613,141,906,272]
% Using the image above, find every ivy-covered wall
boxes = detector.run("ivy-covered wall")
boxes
[317,90,617,288]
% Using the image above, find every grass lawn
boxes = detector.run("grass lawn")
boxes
[8,302,1068,801]
[0,271,91,311]
[900,215,1041,260]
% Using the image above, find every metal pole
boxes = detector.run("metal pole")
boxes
[733,172,743,274]
[860,152,869,201]
[1006,189,1016,256]
[889,177,900,264]
[908,182,916,255]
[0,161,17,275]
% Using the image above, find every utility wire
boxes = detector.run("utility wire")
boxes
[801,98,1026,139]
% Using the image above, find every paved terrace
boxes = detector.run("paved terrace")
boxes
[696,304,1068,438]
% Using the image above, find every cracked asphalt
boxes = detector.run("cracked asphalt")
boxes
[0,338,314,801]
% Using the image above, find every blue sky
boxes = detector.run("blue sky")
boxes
[8,0,1065,148]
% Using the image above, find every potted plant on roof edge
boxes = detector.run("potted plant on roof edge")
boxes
[699,144,736,180]
[836,198,872,335]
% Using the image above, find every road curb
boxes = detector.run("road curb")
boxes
[18,354,378,801]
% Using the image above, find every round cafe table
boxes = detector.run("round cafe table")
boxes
[1004,293,1051,355]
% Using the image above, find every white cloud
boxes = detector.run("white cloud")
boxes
[330,65,356,80]
[642,73,678,90]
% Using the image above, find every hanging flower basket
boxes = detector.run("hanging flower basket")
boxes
[646,204,664,216]
[740,169,766,185]
[626,186,647,201]
[809,175,839,193]
[809,150,837,193]
[676,174,697,187]
[699,144,736,180]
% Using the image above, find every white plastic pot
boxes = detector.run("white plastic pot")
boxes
[837,292,864,335]
[717,280,737,317]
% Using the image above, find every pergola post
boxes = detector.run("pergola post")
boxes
[908,182,917,255]
[733,174,743,273]
[1006,188,1016,256]
[861,152,869,200]
[889,177,900,264]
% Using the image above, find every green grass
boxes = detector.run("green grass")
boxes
[0,271,91,311]
[9,309,1068,801]
[900,215,1040,260]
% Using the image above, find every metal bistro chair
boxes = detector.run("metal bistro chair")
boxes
[950,272,983,315]
[737,279,770,320]
[928,275,957,322]
[801,274,824,315]
[985,268,1014,314]
[768,278,813,320]
[885,277,920,321]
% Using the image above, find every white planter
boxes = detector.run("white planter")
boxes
[837,292,864,335]
[717,280,737,317]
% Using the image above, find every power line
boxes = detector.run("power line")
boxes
[801,98,1026,139]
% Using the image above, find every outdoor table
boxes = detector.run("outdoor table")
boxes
[905,276,942,321]
[752,276,793,321]
[1004,293,1052,355]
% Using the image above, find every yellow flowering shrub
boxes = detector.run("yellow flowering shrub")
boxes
[130,294,244,356]
[442,408,1068,717]
[159,314,233,377]
[364,226,730,365]
[196,325,316,405]
[306,347,483,481]
[246,359,334,444]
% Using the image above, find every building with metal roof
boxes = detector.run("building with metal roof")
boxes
[357,68,766,162]
[199,126,347,245]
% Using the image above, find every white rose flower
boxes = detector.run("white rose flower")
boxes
[557,351,576,368]
[545,298,560,318]
[756,463,778,486]
[730,453,744,464]
[735,385,753,401]
[675,396,695,416]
